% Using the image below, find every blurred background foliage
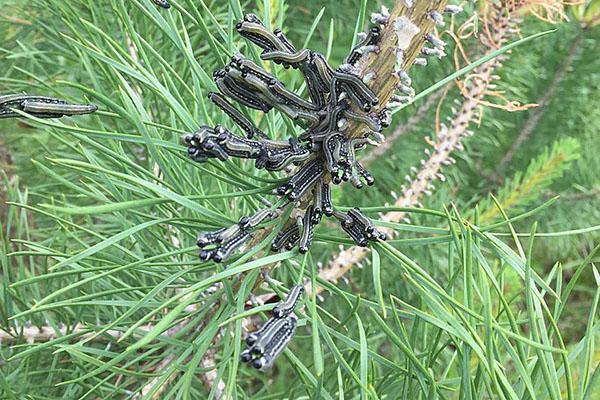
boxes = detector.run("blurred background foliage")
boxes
[0,0,599,398]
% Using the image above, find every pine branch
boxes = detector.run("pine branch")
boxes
[0,323,148,344]
[344,0,448,140]
[236,0,451,312]
[316,6,518,296]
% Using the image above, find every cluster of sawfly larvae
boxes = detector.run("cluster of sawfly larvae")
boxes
[182,13,395,263]
[182,3,461,264]
[183,4,462,370]
[240,284,304,370]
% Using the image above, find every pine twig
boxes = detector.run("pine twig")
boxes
[345,0,448,140]
[0,323,151,344]
[315,7,517,297]
[245,0,451,312]
[229,2,449,260]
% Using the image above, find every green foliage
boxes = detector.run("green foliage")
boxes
[0,1,598,399]
[477,137,581,223]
